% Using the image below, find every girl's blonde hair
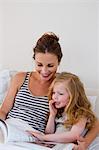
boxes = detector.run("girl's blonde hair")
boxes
[48,72,97,129]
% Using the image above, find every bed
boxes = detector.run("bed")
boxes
[0,69,99,150]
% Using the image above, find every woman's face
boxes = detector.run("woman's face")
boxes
[35,53,59,81]
[52,82,70,109]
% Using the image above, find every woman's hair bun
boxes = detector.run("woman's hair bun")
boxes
[43,32,59,42]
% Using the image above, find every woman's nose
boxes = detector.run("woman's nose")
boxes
[42,66,48,73]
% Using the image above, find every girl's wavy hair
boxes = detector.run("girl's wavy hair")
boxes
[48,72,97,129]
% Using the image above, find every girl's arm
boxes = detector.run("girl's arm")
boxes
[45,114,56,134]
[0,72,26,120]
[45,100,57,134]
[31,117,87,143]
[75,120,99,150]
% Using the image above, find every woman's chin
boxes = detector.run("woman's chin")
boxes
[40,74,53,81]
[40,76,50,81]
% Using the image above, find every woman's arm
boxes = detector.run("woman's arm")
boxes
[0,72,26,120]
[31,117,87,143]
[75,120,99,150]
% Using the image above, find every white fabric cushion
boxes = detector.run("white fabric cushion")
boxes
[87,96,97,112]
[0,70,11,94]
[0,69,16,104]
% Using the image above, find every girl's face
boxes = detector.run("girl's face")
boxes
[52,82,70,109]
[35,53,59,81]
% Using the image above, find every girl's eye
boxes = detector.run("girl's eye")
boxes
[52,92,55,94]
[58,92,64,95]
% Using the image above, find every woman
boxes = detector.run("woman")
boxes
[0,32,63,140]
[0,32,98,149]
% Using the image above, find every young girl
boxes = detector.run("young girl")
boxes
[29,72,97,148]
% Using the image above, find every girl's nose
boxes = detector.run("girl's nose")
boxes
[53,93,58,101]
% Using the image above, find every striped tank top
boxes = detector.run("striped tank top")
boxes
[7,72,49,133]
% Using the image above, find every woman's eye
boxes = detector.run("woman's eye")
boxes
[48,64,54,67]
[37,64,42,67]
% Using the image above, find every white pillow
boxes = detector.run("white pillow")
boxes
[0,69,17,104]
[87,96,97,112]
[0,70,11,94]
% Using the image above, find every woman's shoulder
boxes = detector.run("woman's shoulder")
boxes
[14,72,27,80]
[11,72,29,88]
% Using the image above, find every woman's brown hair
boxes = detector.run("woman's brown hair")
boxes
[33,32,63,64]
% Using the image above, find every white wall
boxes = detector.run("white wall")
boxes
[97,1,99,93]
[0,0,99,91]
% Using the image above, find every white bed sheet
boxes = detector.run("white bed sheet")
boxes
[0,137,99,150]
[0,142,52,150]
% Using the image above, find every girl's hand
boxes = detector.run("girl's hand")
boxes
[28,131,45,141]
[49,100,57,117]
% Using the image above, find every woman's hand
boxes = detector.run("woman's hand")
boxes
[49,100,57,117]
[28,131,45,141]
[73,137,87,150]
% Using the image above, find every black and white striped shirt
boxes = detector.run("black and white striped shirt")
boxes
[7,72,49,133]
